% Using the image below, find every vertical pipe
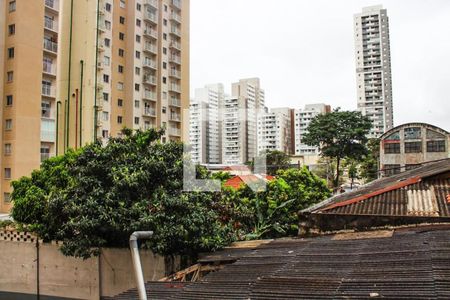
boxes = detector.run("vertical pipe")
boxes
[93,0,100,141]
[79,60,84,147]
[66,0,75,151]
[56,101,61,155]
[36,239,40,300]
[75,89,79,148]
[129,231,153,300]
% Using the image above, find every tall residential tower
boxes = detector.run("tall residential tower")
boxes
[354,5,393,138]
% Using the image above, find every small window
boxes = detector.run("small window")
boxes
[404,127,421,140]
[163,62,167,69]
[134,117,139,125]
[427,140,446,153]
[163,47,167,54]
[105,20,111,30]
[134,100,140,108]
[4,193,11,204]
[7,71,13,82]
[9,1,16,12]
[120,16,125,24]
[136,35,141,43]
[4,168,11,179]
[4,144,12,155]
[102,130,109,138]
[117,116,123,124]
[120,0,125,8]
[118,99,123,107]
[383,164,400,176]
[162,77,167,84]
[5,119,12,130]
[102,111,109,121]
[164,4,167,11]
[384,142,400,154]
[8,24,15,35]
[118,65,124,73]
[136,3,141,11]
[135,84,140,91]
[104,56,110,66]
[105,38,111,47]
[136,19,141,27]
[103,92,109,101]
[135,51,140,59]
[119,49,124,57]
[162,106,166,113]
[105,3,111,12]
[135,67,140,75]
[163,19,167,26]
[103,74,109,83]
[119,32,125,40]
[404,141,422,153]
[163,33,167,40]
[6,95,13,106]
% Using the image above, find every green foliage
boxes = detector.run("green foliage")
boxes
[302,109,372,188]
[264,150,292,175]
[359,138,380,183]
[211,171,233,183]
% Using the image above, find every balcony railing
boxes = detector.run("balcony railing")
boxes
[170,113,181,122]
[41,119,56,142]
[169,69,181,78]
[172,0,181,10]
[169,55,181,64]
[40,153,53,162]
[170,41,181,50]
[44,18,58,31]
[43,40,58,53]
[144,0,158,9]
[43,63,56,75]
[45,0,58,10]
[168,127,181,136]
[144,43,157,53]
[144,107,156,117]
[143,90,157,101]
[169,83,181,93]
[170,26,181,37]
[170,13,181,23]
[144,28,158,39]
[143,59,157,69]
[144,12,158,23]
[170,97,181,107]
[143,74,157,85]
[42,85,56,97]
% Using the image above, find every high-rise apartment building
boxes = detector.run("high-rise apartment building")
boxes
[189,83,223,164]
[0,0,189,213]
[0,0,61,213]
[257,108,292,155]
[354,5,393,138]
[294,104,331,156]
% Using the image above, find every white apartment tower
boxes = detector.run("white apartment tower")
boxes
[189,84,223,164]
[294,104,330,156]
[257,108,292,155]
[354,5,394,138]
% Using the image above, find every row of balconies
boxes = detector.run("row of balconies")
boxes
[43,39,58,53]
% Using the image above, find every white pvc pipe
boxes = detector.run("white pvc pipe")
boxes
[129,231,154,300]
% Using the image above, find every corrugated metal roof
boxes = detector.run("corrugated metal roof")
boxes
[106,225,450,299]
[304,159,450,217]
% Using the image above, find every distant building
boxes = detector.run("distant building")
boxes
[354,5,394,138]
[380,123,450,176]
[257,108,292,155]
[294,104,331,156]
[189,84,223,164]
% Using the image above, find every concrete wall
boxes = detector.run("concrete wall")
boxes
[0,231,178,299]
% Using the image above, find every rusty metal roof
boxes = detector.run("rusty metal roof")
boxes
[105,225,450,299]
[303,158,450,217]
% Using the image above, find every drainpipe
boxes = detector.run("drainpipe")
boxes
[66,0,75,152]
[79,60,84,147]
[93,0,100,142]
[75,89,78,148]
[56,101,61,155]
[129,231,153,300]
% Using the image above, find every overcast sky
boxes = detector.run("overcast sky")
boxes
[190,0,450,130]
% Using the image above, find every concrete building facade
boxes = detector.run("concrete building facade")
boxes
[354,5,394,138]
[189,83,223,164]
[257,107,292,155]
[294,103,331,156]
[0,0,189,213]
[380,123,450,176]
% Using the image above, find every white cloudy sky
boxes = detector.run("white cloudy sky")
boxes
[190,0,450,130]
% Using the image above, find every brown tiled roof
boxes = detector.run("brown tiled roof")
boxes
[303,158,450,217]
[223,175,275,190]
[105,225,450,299]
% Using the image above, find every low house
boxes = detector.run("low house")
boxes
[300,158,450,232]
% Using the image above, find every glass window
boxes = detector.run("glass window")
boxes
[404,127,421,140]
[426,129,445,140]
[134,100,140,108]
[118,99,123,106]
[134,117,139,125]
[102,111,109,121]
[427,140,446,153]
[384,142,400,154]
[103,93,109,101]
[6,95,13,106]
[5,119,12,130]
[4,168,11,179]
[120,0,125,8]
[7,71,13,82]
[4,144,11,155]
[41,101,51,118]
[404,141,422,153]
[4,193,11,204]
[9,1,16,12]
[384,164,400,176]
[8,24,15,35]
[40,144,50,162]
[117,116,123,124]
[7,47,14,59]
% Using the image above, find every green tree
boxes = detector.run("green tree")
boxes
[264,150,292,175]
[302,109,372,188]
[359,138,380,183]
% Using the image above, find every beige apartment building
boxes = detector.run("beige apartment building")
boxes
[0,0,189,213]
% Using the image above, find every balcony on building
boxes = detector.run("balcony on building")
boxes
[143,58,157,70]
[168,127,181,136]
[170,12,181,23]
[144,42,157,54]
[169,54,181,65]
[170,26,181,37]
[172,0,182,10]
[43,61,56,77]
[169,68,181,79]
[169,83,181,93]
[98,16,107,32]
[144,27,158,39]
[170,96,181,107]
[45,0,59,12]
[169,112,181,122]
[143,74,157,86]
[143,90,157,101]
[44,16,58,32]
[169,40,181,51]
[144,11,158,24]
[144,0,158,10]
[42,83,56,98]
[143,106,156,117]
[43,39,58,54]
[41,119,56,143]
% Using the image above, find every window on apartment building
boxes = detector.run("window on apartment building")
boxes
[134,117,139,125]
[105,2,111,12]
[136,19,141,27]
[105,38,111,47]
[8,24,15,35]
[118,65,124,73]
[163,62,168,69]
[135,51,140,59]
[102,111,109,121]
[384,164,400,176]
[102,130,109,138]
[134,100,140,108]
[135,67,140,75]
[103,74,109,83]
[163,33,167,40]
[6,95,13,106]
[163,19,167,26]
[427,140,445,153]
[164,4,167,11]
[135,84,140,91]
[136,3,141,11]
[4,144,11,156]
[384,142,400,154]
[41,101,51,118]
[117,82,124,90]
[163,47,167,54]
[4,193,11,204]
[404,141,422,153]
[118,99,123,106]
[5,119,12,130]
[9,1,16,12]
[103,92,109,101]
[120,0,125,8]
[104,56,110,66]
[162,77,167,84]
[4,168,11,179]
[105,20,111,30]
[117,116,123,124]
[119,32,125,40]
[7,71,13,82]
[162,106,166,113]
[120,16,125,24]
[136,35,141,43]
[40,145,50,162]
[119,49,124,57]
